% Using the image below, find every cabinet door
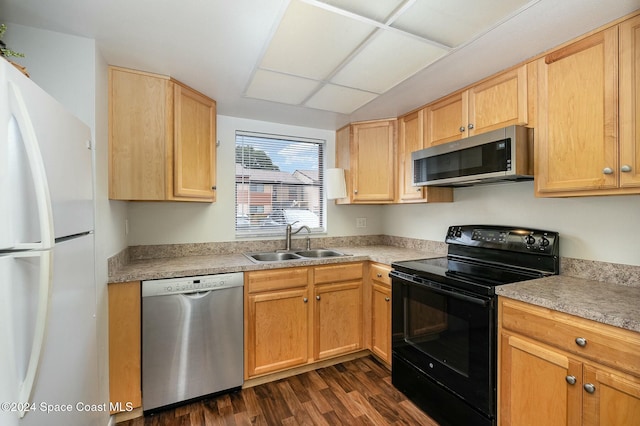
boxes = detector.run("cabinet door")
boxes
[109,68,169,200]
[371,282,391,364]
[398,110,425,201]
[500,333,582,426]
[619,15,640,189]
[468,65,528,136]
[314,281,362,360]
[583,364,640,426]
[535,28,619,195]
[172,84,217,201]
[351,120,396,202]
[424,91,467,146]
[108,282,142,412]
[246,288,309,377]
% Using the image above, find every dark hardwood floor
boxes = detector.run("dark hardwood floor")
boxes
[118,356,438,425]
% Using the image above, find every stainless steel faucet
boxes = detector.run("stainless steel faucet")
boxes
[285,221,311,251]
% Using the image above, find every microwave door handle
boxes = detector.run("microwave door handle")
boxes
[8,81,55,250]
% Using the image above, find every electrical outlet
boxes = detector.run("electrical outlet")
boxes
[356,217,367,228]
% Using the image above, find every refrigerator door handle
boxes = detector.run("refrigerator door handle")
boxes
[7,81,55,250]
[8,251,53,418]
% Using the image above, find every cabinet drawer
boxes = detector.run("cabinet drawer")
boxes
[500,298,640,377]
[313,263,363,284]
[369,263,391,286]
[246,267,308,293]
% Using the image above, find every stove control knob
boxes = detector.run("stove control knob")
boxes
[540,237,550,247]
[525,235,536,245]
[455,229,462,238]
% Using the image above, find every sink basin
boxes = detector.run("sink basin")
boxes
[245,252,302,262]
[244,248,349,263]
[294,249,346,258]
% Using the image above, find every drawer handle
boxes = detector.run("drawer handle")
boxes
[384,297,390,302]
[565,375,577,385]
[377,273,383,278]
[575,337,587,347]
[584,383,596,394]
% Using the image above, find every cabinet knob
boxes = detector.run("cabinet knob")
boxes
[385,297,390,302]
[575,337,587,347]
[316,295,321,300]
[377,273,382,278]
[459,126,466,132]
[354,190,358,194]
[303,297,308,303]
[468,123,474,130]
[583,383,596,394]
[602,167,614,175]
[565,375,577,385]
[211,186,217,190]
[621,165,632,173]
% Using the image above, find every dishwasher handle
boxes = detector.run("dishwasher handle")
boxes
[142,272,244,298]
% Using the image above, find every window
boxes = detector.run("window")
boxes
[235,131,325,236]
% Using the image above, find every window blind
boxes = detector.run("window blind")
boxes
[235,131,325,236]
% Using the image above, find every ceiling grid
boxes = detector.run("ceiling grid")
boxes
[245,0,538,114]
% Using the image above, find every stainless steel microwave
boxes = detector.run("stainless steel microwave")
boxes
[412,125,533,187]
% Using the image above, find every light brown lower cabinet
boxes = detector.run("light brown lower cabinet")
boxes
[244,267,310,379]
[108,281,142,413]
[369,263,392,365]
[499,297,640,426]
[244,263,363,379]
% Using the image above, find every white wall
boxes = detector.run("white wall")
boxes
[382,181,640,266]
[4,23,128,424]
[127,114,383,245]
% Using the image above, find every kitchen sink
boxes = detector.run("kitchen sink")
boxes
[245,252,302,262]
[294,249,345,258]
[244,248,349,263]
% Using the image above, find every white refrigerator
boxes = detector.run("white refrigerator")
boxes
[0,58,101,425]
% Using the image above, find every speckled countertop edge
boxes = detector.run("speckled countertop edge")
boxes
[496,275,640,333]
[107,245,444,283]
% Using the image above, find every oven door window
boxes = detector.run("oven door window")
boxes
[392,279,494,414]
[405,289,470,375]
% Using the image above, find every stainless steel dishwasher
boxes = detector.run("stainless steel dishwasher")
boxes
[141,272,244,413]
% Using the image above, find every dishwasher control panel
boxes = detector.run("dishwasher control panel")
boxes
[142,272,244,297]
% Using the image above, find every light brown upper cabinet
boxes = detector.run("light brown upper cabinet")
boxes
[335,119,396,204]
[535,15,640,197]
[397,109,453,203]
[109,66,217,202]
[424,65,529,147]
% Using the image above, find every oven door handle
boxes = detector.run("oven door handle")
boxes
[391,272,490,307]
[429,285,490,307]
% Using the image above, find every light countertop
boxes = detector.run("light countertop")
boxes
[496,275,640,333]
[107,245,444,283]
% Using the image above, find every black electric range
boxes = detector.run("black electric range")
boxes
[390,225,559,426]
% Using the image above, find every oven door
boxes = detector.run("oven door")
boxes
[391,273,495,416]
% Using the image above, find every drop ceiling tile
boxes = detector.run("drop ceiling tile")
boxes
[391,0,536,47]
[304,84,377,114]
[260,0,376,80]
[245,69,320,105]
[331,30,448,93]
[319,0,405,23]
